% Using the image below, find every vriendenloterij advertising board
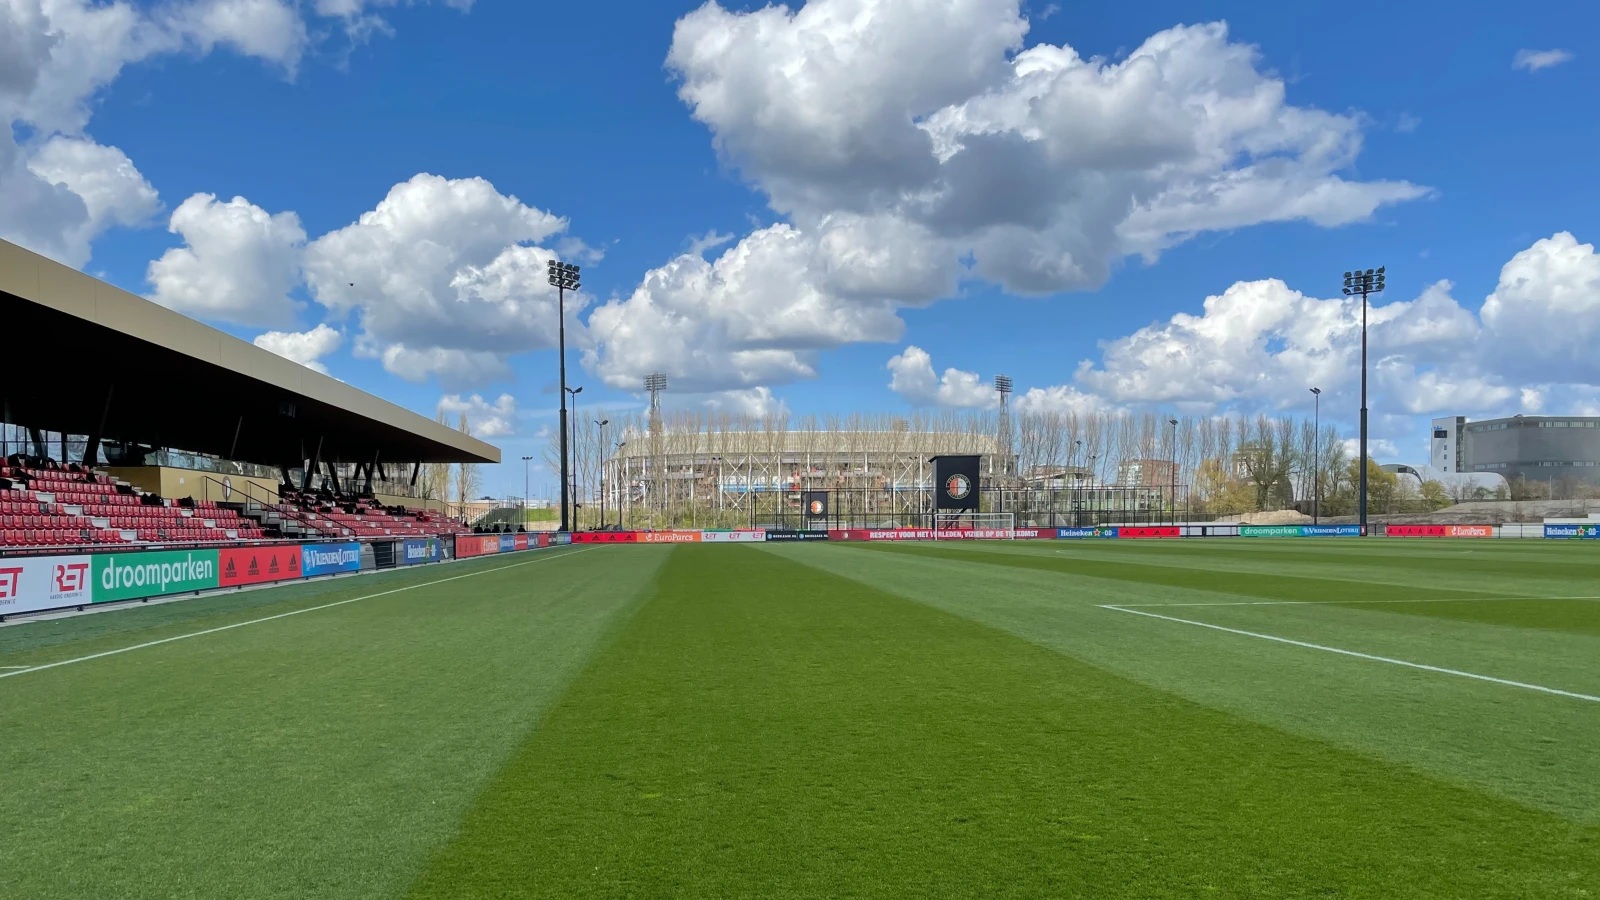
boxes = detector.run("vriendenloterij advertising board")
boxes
[301,543,362,576]
[1241,525,1362,537]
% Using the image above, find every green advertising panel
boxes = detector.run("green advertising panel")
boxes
[93,549,221,603]
[1239,525,1304,537]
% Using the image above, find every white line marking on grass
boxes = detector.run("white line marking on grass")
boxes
[1101,604,1600,704]
[0,549,593,682]
[1117,596,1600,608]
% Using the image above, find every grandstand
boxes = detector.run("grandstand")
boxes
[0,237,496,556]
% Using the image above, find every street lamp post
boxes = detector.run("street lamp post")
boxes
[1168,418,1179,528]
[1309,388,1322,524]
[616,441,627,530]
[521,455,533,527]
[564,386,582,529]
[1073,439,1084,528]
[594,419,609,529]
[1342,267,1385,535]
[548,259,581,533]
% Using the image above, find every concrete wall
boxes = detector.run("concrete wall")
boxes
[106,467,279,504]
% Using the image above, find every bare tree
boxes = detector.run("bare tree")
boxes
[454,414,481,507]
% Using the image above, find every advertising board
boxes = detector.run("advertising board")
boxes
[95,549,220,603]
[1544,524,1600,539]
[701,530,767,543]
[220,545,302,586]
[828,528,1044,541]
[514,533,529,551]
[455,534,504,557]
[1116,526,1181,539]
[640,531,703,544]
[0,554,92,615]
[301,543,362,577]
[1057,527,1113,539]
[572,532,638,543]
[766,530,831,542]
[1241,525,1363,537]
[399,538,443,566]
[1387,525,1496,538]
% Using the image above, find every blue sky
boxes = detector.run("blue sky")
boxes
[4,0,1597,499]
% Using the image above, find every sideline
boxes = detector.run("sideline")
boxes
[1101,603,1600,704]
[0,549,592,682]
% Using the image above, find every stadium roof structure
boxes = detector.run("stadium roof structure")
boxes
[0,238,499,469]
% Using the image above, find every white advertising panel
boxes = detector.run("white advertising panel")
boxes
[701,530,767,543]
[0,554,93,616]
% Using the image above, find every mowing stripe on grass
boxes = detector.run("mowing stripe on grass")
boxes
[857,541,1509,603]
[406,544,1595,899]
[1102,604,1600,703]
[1119,595,1600,607]
[0,548,591,682]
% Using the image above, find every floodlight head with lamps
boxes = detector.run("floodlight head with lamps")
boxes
[645,373,669,392]
[994,375,1013,394]
[1310,387,1321,395]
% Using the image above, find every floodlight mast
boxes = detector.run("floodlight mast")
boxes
[548,259,581,533]
[995,375,1013,480]
[1341,267,1385,535]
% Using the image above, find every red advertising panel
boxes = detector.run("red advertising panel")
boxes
[219,545,302,587]
[536,533,551,548]
[1118,526,1181,539]
[1387,524,1494,538]
[573,532,639,543]
[455,535,503,558]
[514,533,530,550]
[1387,524,1447,537]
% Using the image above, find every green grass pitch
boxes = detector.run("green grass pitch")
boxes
[2,540,1597,898]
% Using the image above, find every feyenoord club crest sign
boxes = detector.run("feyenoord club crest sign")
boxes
[931,455,981,511]
[803,490,830,519]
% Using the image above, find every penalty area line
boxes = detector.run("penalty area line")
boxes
[0,548,593,683]
[1100,604,1600,704]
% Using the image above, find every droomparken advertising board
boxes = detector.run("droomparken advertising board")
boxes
[95,549,219,603]
[1240,525,1363,537]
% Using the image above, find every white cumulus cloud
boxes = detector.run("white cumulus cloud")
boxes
[586,2,1429,395]
[886,345,996,408]
[147,193,306,327]
[438,392,517,438]
[304,173,574,389]
[254,323,342,374]
[0,0,470,268]
[585,223,905,392]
